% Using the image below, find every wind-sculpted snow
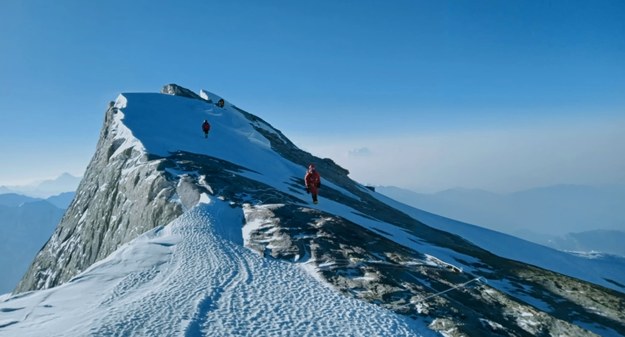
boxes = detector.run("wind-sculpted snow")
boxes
[11,85,625,337]
[0,196,430,336]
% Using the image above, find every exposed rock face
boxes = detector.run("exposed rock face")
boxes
[15,85,625,337]
[161,83,207,101]
[15,106,185,292]
[242,205,624,337]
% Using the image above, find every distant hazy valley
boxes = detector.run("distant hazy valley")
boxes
[378,184,625,257]
[0,174,79,293]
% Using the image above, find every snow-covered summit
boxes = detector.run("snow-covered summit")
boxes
[5,84,625,337]
[113,91,280,178]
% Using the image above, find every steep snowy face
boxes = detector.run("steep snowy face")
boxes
[13,84,625,337]
[1,197,430,337]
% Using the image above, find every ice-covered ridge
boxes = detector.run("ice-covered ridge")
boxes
[0,196,431,336]
[115,90,625,292]
[115,92,305,198]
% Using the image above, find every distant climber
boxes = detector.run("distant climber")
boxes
[304,164,321,204]
[216,99,225,108]
[202,119,211,138]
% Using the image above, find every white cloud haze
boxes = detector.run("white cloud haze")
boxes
[348,147,373,157]
[295,117,625,193]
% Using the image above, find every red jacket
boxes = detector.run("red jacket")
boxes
[202,121,211,133]
[305,169,321,193]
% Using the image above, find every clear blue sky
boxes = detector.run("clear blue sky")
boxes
[1,0,624,191]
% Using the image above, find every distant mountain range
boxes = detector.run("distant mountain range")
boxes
[0,173,81,198]
[0,192,75,293]
[377,184,625,256]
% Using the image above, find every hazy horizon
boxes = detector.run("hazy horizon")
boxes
[1,1,623,193]
[2,171,624,197]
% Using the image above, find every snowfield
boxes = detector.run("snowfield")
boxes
[0,195,433,336]
[2,89,623,336]
[112,90,625,293]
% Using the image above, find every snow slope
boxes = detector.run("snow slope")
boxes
[114,92,298,193]
[112,92,625,291]
[3,89,623,336]
[0,195,431,336]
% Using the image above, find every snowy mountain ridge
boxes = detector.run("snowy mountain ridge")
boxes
[3,84,624,337]
[1,195,429,336]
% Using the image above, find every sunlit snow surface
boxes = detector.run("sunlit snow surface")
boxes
[2,91,623,336]
[114,92,625,293]
[0,196,432,336]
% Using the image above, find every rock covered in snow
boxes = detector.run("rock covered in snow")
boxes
[11,84,625,337]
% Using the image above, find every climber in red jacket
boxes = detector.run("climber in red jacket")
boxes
[304,164,321,204]
[202,119,211,138]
